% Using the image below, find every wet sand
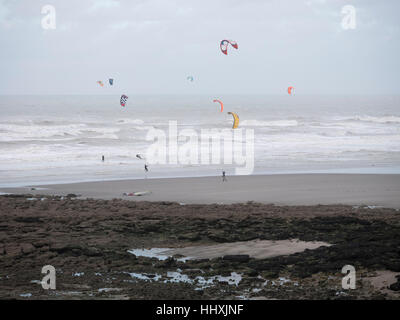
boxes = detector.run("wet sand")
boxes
[161,239,331,260]
[2,174,400,208]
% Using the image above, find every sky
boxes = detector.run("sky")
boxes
[0,0,399,95]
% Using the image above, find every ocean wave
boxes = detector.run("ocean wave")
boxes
[116,119,145,125]
[240,120,299,127]
[0,123,121,142]
[89,133,119,140]
[342,115,400,124]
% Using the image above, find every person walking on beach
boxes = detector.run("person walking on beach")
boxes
[102,155,104,162]
[222,170,227,182]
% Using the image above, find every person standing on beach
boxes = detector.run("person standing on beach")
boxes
[102,155,104,162]
[222,171,227,182]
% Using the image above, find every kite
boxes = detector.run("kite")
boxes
[227,112,239,129]
[109,79,114,85]
[120,94,128,107]
[187,76,194,82]
[97,81,104,87]
[220,40,238,55]
[213,99,224,112]
[288,86,294,95]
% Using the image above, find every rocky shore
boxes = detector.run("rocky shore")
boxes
[1,194,400,300]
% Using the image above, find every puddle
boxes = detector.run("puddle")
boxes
[353,205,384,210]
[72,272,84,277]
[98,288,122,293]
[127,248,192,262]
[55,291,83,296]
[128,239,331,262]
[19,293,32,298]
[128,272,162,281]
[125,269,242,290]
[30,280,41,285]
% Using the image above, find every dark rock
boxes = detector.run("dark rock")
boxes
[20,243,35,254]
[178,233,201,241]
[245,269,259,277]
[14,217,42,223]
[83,247,101,257]
[389,280,400,291]
[156,257,176,268]
[222,255,250,262]
[143,224,160,232]
[50,244,82,254]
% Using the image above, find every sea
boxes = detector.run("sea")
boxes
[1,94,400,187]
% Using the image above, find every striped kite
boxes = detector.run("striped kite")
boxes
[220,40,238,55]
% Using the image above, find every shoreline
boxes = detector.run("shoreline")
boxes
[2,165,400,188]
[2,173,400,208]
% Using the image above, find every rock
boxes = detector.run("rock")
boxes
[260,271,280,279]
[32,240,49,248]
[207,232,229,243]
[143,224,160,232]
[39,246,50,253]
[4,245,21,257]
[83,247,101,257]
[156,257,176,268]
[14,217,42,223]
[389,280,400,291]
[178,233,201,241]
[20,243,35,254]
[50,243,82,254]
[222,255,250,262]
[72,248,82,255]
[245,269,259,277]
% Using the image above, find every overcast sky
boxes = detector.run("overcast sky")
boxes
[0,0,399,95]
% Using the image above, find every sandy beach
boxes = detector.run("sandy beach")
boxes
[2,173,400,208]
[1,173,400,300]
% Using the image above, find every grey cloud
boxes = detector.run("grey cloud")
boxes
[0,0,399,94]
